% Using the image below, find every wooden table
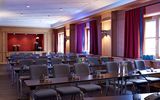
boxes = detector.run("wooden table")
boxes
[25,73,118,89]
[24,69,160,90]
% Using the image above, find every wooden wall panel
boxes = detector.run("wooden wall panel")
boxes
[111,11,125,57]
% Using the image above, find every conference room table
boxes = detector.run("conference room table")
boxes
[24,69,160,90]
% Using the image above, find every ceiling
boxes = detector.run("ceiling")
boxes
[0,0,137,28]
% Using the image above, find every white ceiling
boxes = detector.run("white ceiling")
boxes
[0,0,136,28]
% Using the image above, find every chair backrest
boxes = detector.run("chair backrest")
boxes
[53,64,70,78]
[18,59,34,66]
[30,65,48,80]
[123,61,135,72]
[51,58,62,65]
[74,63,90,76]
[87,57,100,65]
[134,60,146,70]
[106,62,119,73]
[100,57,109,64]
[34,58,48,65]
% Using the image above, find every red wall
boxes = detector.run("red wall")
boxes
[8,33,44,51]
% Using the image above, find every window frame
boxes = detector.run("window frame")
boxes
[144,15,160,58]
[57,32,64,53]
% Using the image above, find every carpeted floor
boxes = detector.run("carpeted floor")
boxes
[0,64,18,100]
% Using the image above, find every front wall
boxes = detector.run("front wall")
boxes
[0,26,53,63]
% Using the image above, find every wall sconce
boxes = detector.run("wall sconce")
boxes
[101,30,110,37]
[65,36,70,40]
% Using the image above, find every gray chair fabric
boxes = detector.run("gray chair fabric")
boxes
[18,59,34,69]
[106,61,134,94]
[30,65,48,80]
[51,58,62,65]
[33,89,57,100]
[124,61,135,72]
[34,58,48,65]
[77,84,101,92]
[106,62,119,73]
[56,86,81,95]
[74,63,90,76]
[53,64,82,99]
[53,64,70,78]
[134,60,146,70]
[134,60,160,81]
[30,65,58,100]
[74,63,101,93]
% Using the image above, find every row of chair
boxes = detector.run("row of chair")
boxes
[29,63,102,100]
[106,60,160,94]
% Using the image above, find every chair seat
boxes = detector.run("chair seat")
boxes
[78,84,101,92]
[33,89,57,98]
[56,86,81,95]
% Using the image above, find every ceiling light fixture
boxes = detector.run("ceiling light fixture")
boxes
[26,5,30,8]
[59,8,63,11]
[20,13,23,16]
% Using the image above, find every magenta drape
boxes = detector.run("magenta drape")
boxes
[76,23,86,53]
[89,17,102,55]
[124,7,145,58]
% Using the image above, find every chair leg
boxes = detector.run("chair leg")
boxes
[147,83,150,92]
[80,91,84,100]
[57,94,61,100]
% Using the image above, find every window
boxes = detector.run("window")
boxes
[144,19,156,55]
[58,32,64,53]
[144,16,160,57]
[84,28,90,53]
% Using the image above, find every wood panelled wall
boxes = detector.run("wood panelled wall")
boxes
[0,26,53,63]
[111,11,125,57]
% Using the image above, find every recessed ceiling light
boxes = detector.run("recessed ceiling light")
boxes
[26,5,30,8]
[59,8,63,11]
[20,13,23,16]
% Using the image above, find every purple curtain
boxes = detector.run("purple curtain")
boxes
[89,17,102,55]
[76,23,86,53]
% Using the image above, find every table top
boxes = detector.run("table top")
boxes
[25,73,116,87]
[24,69,160,88]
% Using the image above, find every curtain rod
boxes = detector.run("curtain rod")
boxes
[142,1,160,8]
[126,1,160,11]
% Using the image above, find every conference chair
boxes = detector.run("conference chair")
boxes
[50,58,62,65]
[74,63,102,96]
[106,61,133,95]
[132,60,160,92]
[53,64,83,100]
[34,58,48,65]
[87,57,106,74]
[30,65,58,100]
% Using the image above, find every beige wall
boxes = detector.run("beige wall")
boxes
[0,26,53,63]
[101,20,111,56]
[111,11,125,57]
